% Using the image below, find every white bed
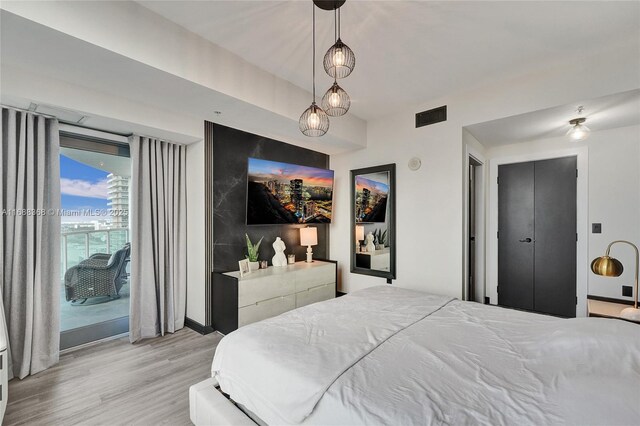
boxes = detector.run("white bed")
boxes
[192,285,640,425]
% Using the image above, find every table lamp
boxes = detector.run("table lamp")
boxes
[591,240,639,321]
[355,225,365,252]
[300,226,318,263]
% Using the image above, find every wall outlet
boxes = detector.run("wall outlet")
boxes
[592,223,602,233]
[622,286,633,297]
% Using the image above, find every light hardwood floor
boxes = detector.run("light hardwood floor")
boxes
[5,328,222,426]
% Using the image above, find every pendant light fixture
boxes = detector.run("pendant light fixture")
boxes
[299,3,329,137]
[566,106,590,141]
[323,6,355,79]
[321,8,351,116]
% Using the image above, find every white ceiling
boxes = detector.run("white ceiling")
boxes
[465,89,640,147]
[61,145,132,177]
[138,1,640,121]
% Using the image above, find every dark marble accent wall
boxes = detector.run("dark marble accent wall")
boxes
[208,123,330,272]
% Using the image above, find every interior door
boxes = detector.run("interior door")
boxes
[498,162,535,311]
[534,157,577,317]
[498,157,577,317]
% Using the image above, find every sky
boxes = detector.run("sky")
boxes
[60,154,109,222]
[356,174,389,195]
[248,157,334,188]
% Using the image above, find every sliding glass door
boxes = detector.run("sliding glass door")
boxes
[59,133,131,349]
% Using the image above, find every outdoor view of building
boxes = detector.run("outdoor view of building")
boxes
[107,173,130,228]
[60,153,130,273]
[59,150,132,332]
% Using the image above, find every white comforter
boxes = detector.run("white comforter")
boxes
[212,286,640,425]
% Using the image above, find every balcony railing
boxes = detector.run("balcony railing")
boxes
[61,228,130,278]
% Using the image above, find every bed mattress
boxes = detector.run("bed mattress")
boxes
[212,285,640,425]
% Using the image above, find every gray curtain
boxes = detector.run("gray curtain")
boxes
[0,108,61,379]
[129,136,187,343]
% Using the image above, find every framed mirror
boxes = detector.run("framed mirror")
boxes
[350,164,396,280]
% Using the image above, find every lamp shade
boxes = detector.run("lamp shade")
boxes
[299,103,330,137]
[323,39,355,79]
[591,255,624,277]
[355,225,365,241]
[321,82,350,117]
[300,227,318,246]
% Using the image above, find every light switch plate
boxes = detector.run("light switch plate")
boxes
[592,223,602,233]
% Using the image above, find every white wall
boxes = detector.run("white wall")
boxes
[486,125,640,303]
[331,37,639,297]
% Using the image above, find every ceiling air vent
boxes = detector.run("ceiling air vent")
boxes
[415,105,447,128]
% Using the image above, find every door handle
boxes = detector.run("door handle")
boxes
[519,238,532,243]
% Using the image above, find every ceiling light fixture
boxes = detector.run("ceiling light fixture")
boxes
[321,8,351,116]
[299,3,329,137]
[322,81,350,116]
[566,106,590,141]
[323,6,355,79]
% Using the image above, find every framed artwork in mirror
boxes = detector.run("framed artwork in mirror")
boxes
[350,164,396,280]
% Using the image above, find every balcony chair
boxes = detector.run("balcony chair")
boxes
[64,243,131,303]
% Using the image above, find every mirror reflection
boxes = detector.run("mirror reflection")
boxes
[351,164,395,279]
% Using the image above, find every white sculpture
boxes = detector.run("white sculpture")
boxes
[365,232,376,253]
[272,237,287,267]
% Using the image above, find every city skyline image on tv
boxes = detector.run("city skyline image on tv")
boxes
[355,173,389,223]
[247,158,334,224]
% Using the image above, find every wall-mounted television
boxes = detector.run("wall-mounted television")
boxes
[246,158,334,225]
[355,172,389,223]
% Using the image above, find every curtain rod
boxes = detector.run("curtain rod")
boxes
[1,103,58,119]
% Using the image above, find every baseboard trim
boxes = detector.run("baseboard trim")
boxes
[587,294,635,306]
[185,317,215,335]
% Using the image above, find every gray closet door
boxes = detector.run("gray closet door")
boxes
[498,157,577,317]
[534,157,577,317]
[498,162,535,311]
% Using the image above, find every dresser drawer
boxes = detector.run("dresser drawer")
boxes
[294,264,335,292]
[238,294,296,328]
[295,282,335,308]
[238,274,296,308]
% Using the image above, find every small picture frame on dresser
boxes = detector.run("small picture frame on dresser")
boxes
[238,259,251,277]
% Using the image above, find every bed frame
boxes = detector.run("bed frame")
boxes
[189,378,260,426]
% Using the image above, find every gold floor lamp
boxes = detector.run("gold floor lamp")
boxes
[591,240,640,321]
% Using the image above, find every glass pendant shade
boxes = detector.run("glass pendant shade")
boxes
[321,82,350,116]
[323,39,355,79]
[299,102,329,137]
[566,118,590,141]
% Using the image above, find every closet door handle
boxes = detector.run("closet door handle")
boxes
[519,238,532,243]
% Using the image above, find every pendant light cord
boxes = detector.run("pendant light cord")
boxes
[338,7,341,39]
[312,3,316,101]
[333,8,338,85]
[334,8,338,43]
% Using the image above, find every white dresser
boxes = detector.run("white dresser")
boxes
[356,248,391,271]
[212,260,336,334]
